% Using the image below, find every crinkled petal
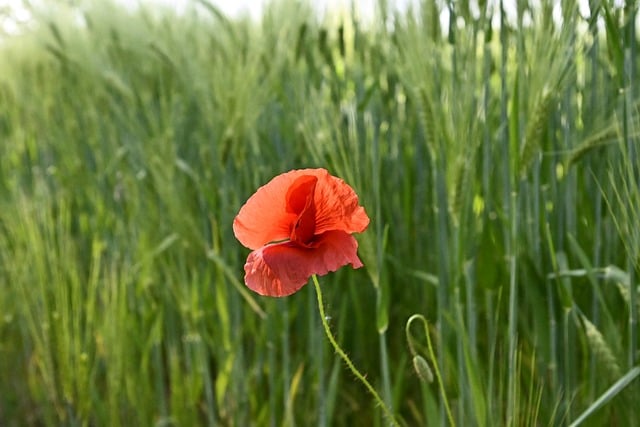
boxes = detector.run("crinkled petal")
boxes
[311,170,370,235]
[286,174,317,215]
[233,168,369,249]
[287,175,317,245]
[233,170,315,250]
[243,230,363,297]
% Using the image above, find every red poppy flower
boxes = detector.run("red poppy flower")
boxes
[233,168,370,297]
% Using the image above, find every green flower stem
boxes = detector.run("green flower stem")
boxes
[311,275,399,427]
[406,314,455,427]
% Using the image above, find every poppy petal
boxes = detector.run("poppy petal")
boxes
[285,174,318,214]
[233,170,314,250]
[233,168,368,249]
[287,175,317,245]
[311,170,370,235]
[243,230,363,297]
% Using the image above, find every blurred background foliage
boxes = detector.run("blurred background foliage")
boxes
[0,0,639,425]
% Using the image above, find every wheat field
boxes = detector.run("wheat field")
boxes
[0,0,639,425]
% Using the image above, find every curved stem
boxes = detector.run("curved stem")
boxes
[312,275,399,427]
[406,314,455,426]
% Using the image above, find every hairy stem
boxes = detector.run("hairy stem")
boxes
[311,275,399,427]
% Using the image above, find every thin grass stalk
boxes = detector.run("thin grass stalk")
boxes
[447,7,468,424]
[546,270,559,396]
[587,6,603,399]
[480,15,495,419]
[152,342,169,422]
[564,91,577,245]
[378,332,392,422]
[281,300,292,426]
[204,239,224,426]
[564,53,578,425]
[464,260,478,368]
[569,366,640,427]
[626,0,637,100]
[590,185,604,396]
[235,320,249,427]
[498,1,518,423]
[455,288,465,425]
[200,341,217,427]
[563,308,573,423]
[370,101,393,419]
[482,19,492,215]
[268,318,277,427]
[433,154,452,427]
[485,291,496,421]
[506,191,519,426]
[308,286,326,427]
[623,28,638,373]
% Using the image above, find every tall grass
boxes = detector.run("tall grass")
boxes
[0,0,639,425]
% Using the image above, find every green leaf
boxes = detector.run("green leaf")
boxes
[569,366,640,427]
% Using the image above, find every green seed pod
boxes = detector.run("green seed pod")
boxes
[413,355,434,383]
